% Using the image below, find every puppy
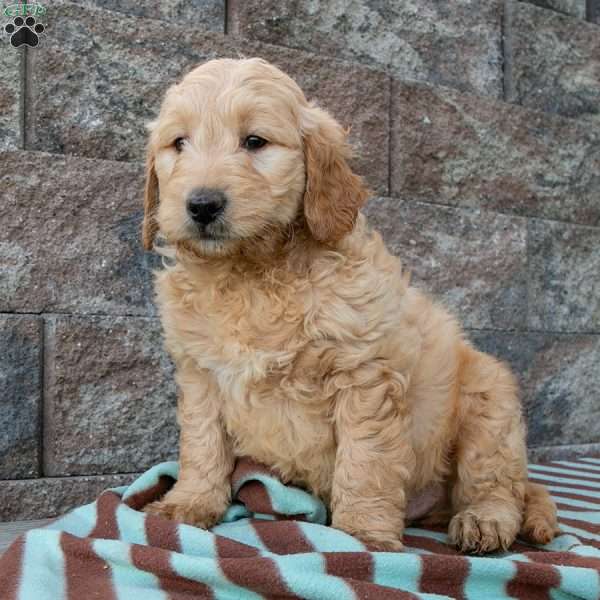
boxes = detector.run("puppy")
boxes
[142,57,557,552]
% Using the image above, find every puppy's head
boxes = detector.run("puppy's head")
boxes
[143,58,368,257]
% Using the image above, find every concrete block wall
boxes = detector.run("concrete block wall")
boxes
[0,0,599,519]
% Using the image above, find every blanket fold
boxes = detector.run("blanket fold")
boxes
[1,457,599,600]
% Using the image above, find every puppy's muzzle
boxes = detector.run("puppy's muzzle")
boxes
[187,188,227,226]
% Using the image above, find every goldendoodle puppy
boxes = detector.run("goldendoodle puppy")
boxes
[142,57,557,552]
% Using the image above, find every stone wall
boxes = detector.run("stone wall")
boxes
[1,0,599,520]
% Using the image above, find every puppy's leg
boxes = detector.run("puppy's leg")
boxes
[145,364,233,529]
[331,370,414,551]
[449,348,528,554]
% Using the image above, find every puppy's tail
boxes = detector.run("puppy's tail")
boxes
[520,481,559,545]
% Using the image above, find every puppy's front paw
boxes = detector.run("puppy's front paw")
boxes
[144,486,228,530]
[332,512,404,552]
[448,510,518,554]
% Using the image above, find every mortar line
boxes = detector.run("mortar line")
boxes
[502,0,514,102]
[387,72,393,196]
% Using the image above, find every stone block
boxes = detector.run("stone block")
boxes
[528,219,600,332]
[71,0,224,28]
[44,315,178,476]
[26,1,389,193]
[363,198,528,330]
[0,151,157,315]
[0,473,139,520]
[229,0,503,97]
[470,330,600,448]
[520,0,586,18]
[511,2,600,122]
[390,80,600,226]
[0,40,22,150]
[0,316,41,479]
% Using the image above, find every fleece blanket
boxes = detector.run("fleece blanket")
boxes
[1,458,599,600]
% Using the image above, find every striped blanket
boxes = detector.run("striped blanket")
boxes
[1,458,599,600]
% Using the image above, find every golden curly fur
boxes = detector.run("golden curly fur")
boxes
[142,57,558,553]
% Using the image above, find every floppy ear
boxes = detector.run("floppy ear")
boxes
[142,147,159,251]
[302,106,369,243]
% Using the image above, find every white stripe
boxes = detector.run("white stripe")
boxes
[581,458,600,465]
[530,464,600,480]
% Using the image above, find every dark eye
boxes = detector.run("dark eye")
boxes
[174,137,186,152]
[243,135,268,151]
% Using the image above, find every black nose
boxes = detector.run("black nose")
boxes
[186,188,227,225]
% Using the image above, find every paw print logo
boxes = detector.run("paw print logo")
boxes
[4,15,45,48]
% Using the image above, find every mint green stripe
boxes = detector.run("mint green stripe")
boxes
[556,461,600,473]
[233,473,327,524]
[539,533,583,553]
[550,496,600,510]
[178,523,216,557]
[116,504,148,546]
[545,484,600,499]
[121,462,179,501]
[558,509,600,525]
[558,524,600,543]
[530,464,600,480]
[272,554,354,600]
[212,519,268,552]
[571,545,600,558]
[18,530,65,600]
[46,502,98,538]
[92,539,166,600]
[170,552,259,599]
[373,553,421,592]
[464,556,516,600]
[530,473,600,489]
[553,564,600,600]
[298,522,365,552]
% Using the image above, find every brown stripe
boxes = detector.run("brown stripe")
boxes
[547,489,600,505]
[555,501,594,512]
[348,580,421,599]
[419,555,469,599]
[324,550,373,580]
[231,458,276,488]
[238,480,276,515]
[130,543,213,599]
[215,535,261,559]
[529,475,600,493]
[144,512,181,552]
[219,556,298,598]
[61,532,117,600]
[0,536,25,600]
[90,492,121,539]
[252,521,314,555]
[557,515,600,535]
[526,550,600,571]
[124,475,176,510]
[404,534,459,555]
[505,559,561,600]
